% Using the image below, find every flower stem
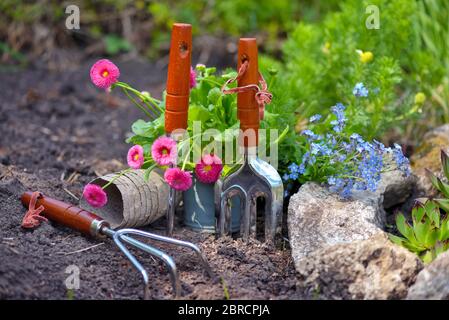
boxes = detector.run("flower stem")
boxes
[181,138,195,171]
[121,88,154,118]
[114,82,163,114]
[200,77,222,87]
[102,168,133,190]
[101,159,155,190]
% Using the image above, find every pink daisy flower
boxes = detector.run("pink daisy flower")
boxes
[90,59,120,89]
[151,136,177,166]
[127,145,145,169]
[83,184,108,208]
[195,154,223,184]
[164,168,192,191]
[189,66,197,89]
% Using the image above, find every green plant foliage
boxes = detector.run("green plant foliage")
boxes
[104,34,132,55]
[426,150,449,205]
[259,55,299,170]
[0,0,344,61]
[126,65,290,172]
[147,0,301,53]
[390,199,449,264]
[279,0,441,140]
[391,150,449,263]
[410,0,449,127]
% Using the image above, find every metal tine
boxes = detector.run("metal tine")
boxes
[113,229,181,299]
[126,230,216,280]
[219,186,247,236]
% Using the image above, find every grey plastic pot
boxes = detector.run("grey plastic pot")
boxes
[183,175,240,233]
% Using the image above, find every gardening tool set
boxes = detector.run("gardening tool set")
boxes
[20,23,284,300]
[21,191,214,299]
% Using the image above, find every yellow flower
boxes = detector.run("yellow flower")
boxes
[322,42,331,54]
[358,50,373,63]
[414,92,426,105]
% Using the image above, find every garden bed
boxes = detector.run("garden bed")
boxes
[0,59,299,300]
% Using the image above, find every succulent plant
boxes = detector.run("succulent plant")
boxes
[425,150,449,211]
[389,199,449,263]
[389,150,449,263]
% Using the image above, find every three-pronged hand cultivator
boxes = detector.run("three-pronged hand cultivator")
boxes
[21,191,215,299]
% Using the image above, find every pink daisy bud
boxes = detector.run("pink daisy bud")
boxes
[127,145,145,169]
[195,154,223,184]
[189,66,197,89]
[164,168,192,191]
[83,184,108,208]
[90,59,120,89]
[151,136,177,166]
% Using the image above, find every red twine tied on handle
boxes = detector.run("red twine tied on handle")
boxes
[221,61,272,120]
[21,191,48,229]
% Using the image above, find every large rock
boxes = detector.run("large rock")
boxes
[377,160,416,209]
[296,233,423,300]
[407,250,449,299]
[288,182,384,260]
[411,124,449,197]
[288,163,413,260]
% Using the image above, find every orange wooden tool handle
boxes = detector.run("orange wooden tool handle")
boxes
[237,38,259,147]
[165,23,192,133]
[21,192,104,236]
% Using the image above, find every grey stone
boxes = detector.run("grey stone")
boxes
[287,156,414,261]
[376,159,416,209]
[288,182,384,261]
[296,233,423,300]
[407,250,449,300]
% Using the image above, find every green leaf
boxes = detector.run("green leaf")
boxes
[438,218,449,241]
[143,164,157,182]
[131,116,164,139]
[425,227,439,248]
[270,125,289,148]
[126,134,152,146]
[412,206,425,224]
[105,34,132,55]
[421,250,434,264]
[441,150,449,179]
[222,164,241,178]
[424,200,437,212]
[427,172,449,198]
[415,221,430,245]
[434,242,446,259]
[425,168,440,191]
[207,87,223,105]
[403,241,427,253]
[395,214,418,244]
[388,234,405,246]
[435,198,449,213]
[188,104,211,123]
[425,201,440,228]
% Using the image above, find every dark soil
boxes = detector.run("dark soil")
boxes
[0,57,299,300]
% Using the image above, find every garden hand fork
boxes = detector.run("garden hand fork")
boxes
[21,191,215,299]
[218,38,283,244]
[164,23,192,236]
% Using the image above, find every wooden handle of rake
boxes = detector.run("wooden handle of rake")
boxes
[237,38,259,147]
[21,191,105,236]
[164,23,192,134]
